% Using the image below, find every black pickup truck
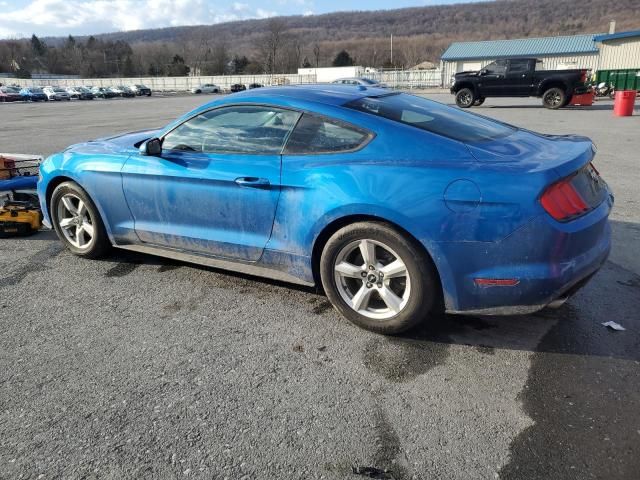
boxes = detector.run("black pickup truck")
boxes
[450,58,590,109]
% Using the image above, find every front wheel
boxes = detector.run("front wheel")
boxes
[320,222,437,335]
[542,87,566,109]
[50,181,111,258]
[455,88,475,108]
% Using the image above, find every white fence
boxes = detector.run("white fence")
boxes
[0,69,443,91]
[366,69,443,89]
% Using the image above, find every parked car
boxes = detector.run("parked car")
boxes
[191,84,220,94]
[248,83,263,89]
[18,87,47,102]
[107,86,123,97]
[0,86,22,102]
[230,83,246,92]
[450,58,591,109]
[91,87,117,99]
[43,86,71,101]
[129,84,152,96]
[117,86,136,98]
[37,85,613,335]
[66,86,94,100]
[332,77,387,88]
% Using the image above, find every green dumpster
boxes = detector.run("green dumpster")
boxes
[596,69,640,91]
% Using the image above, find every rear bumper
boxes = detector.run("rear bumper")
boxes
[439,193,613,315]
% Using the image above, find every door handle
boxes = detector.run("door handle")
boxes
[234,177,270,188]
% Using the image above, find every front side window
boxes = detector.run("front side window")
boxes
[346,93,515,143]
[162,105,300,155]
[284,114,371,154]
[484,60,507,75]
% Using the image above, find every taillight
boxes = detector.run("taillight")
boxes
[540,176,589,221]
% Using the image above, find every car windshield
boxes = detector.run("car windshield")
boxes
[54,88,65,93]
[345,93,516,143]
[360,78,379,85]
[31,88,43,93]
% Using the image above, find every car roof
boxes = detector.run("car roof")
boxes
[220,84,389,107]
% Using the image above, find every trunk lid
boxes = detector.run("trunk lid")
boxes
[465,129,594,179]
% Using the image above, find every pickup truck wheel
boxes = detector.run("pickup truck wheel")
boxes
[542,87,566,109]
[455,88,475,108]
[473,97,485,106]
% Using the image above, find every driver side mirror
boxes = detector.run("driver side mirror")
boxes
[140,137,162,156]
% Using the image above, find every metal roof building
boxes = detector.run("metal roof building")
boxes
[593,30,640,70]
[440,33,601,85]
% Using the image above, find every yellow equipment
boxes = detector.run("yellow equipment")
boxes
[0,202,42,237]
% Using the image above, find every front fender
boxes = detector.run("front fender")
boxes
[37,151,136,244]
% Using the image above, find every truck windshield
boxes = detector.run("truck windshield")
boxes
[345,93,516,142]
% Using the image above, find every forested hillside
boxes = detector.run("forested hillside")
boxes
[1,0,638,78]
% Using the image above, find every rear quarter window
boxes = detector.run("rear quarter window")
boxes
[284,114,372,154]
[345,93,515,143]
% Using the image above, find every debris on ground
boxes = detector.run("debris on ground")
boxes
[602,321,626,331]
[352,465,394,479]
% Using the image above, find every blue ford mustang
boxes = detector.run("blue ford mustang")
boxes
[37,85,613,334]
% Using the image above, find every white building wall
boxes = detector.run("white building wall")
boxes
[297,66,364,82]
[597,37,640,70]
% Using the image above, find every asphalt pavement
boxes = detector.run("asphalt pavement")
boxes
[0,93,639,480]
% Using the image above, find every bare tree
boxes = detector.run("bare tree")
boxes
[312,43,320,68]
[257,18,287,74]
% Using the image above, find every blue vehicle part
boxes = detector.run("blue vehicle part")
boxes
[37,85,612,314]
[0,176,38,191]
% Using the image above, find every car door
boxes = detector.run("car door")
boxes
[503,59,533,96]
[121,104,301,261]
[477,60,507,96]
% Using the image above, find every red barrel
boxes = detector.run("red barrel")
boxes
[613,90,636,116]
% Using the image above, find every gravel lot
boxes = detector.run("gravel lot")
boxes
[1,93,639,480]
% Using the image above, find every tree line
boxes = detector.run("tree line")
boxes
[0,23,362,78]
[1,0,638,78]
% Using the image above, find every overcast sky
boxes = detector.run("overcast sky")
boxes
[0,0,479,39]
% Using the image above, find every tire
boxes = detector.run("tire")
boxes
[473,97,485,106]
[542,87,566,109]
[320,221,437,335]
[195,89,201,94]
[609,89,615,99]
[50,181,111,259]
[455,88,475,108]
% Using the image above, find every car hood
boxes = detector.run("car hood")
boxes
[466,129,594,179]
[65,129,159,155]
[454,71,480,78]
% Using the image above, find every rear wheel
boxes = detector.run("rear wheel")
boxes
[455,88,475,108]
[50,181,111,258]
[542,87,566,109]
[320,222,437,335]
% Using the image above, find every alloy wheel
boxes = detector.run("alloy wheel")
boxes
[544,90,562,107]
[56,193,95,250]
[333,239,411,320]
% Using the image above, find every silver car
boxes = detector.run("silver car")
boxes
[331,77,387,88]
[43,86,71,101]
[191,84,220,94]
